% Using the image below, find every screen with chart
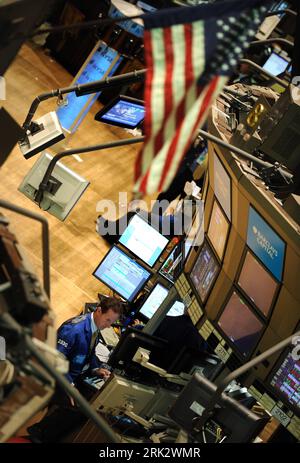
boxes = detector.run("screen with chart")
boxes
[207,200,230,260]
[238,250,278,317]
[93,246,151,302]
[159,242,183,283]
[139,283,169,321]
[268,350,300,413]
[119,214,169,267]
[190,241,219,303]
[217,291,265,358]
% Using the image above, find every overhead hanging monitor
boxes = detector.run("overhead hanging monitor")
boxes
[262,52,289,77]
[18,151,90,221]
[268,347,300,414]
[159,242,184,283]
[217,290,265,359]
[95,95,145,129]
[207,200,230,261]
[237,250,279,318]
[92,246,151,302]
[190,241,220,304]
[213,150,231,220]
[119,214,169,268]
[247,206,285,281]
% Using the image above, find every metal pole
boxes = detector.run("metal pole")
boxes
[198,129,293,180]
[1,312,120,443]
[35,137,145,205]
[240,59,289,88]
[0,200,50,298]
[193,330,300,431]
[22,69,146,131]
[250,38,294,48]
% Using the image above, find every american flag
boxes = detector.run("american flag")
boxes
[134,0,270,195]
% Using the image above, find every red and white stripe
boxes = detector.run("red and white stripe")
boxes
[134,20,228,195]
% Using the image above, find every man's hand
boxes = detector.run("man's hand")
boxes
[95,368,111,380]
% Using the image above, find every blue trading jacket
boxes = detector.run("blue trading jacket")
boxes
[56,313,103,383]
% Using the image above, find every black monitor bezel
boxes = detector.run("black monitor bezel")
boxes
[137,281,170,323]
[119,213,170,269]
[187,238,221,306]
[206,197,231,263]
[266,327,300,416]
[94,95,145,129]
[235,246,281,321]
[92,245,152,303]
[216,287,266,361]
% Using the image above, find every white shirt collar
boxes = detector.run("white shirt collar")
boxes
[90,312,98,334]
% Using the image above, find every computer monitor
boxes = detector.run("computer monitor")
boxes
[92,246,151,302]
[169,373,267,443]
[207,200,230,261]
[213,150,231,220]
[119,214,169,267]
[217,290,265,359]
[167,300,185,317]
[263,52,289,77]
[267,347,300,414]
[95,95,145,129]
[190,241,220,304]
[18,152,90,221]
[108,327,168,369]
[237,249,279,318]
[138,283,169,321]
[159,242,184,283]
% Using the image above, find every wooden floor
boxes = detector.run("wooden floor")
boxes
[0,42,145,327]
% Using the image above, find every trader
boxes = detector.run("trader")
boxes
[27,296,123,442]
[56,295,122,385]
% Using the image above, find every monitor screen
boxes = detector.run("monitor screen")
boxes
[139,283,169,321]
[269,350,300,413]
[95,95,145,129]
[167,300,185,317]
[217,291,265,358]
[207,201,229,261]
[247,206,285,281]
[92,246,151,302]
[159,242,183,283]
[190,241,220,303]
[263,52,289,77]
[169,373,267,442]
[238,250,278,317]
[119,214,169,267]
[213,151,231,220]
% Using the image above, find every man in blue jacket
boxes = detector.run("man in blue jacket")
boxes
[27,296,122,442]
[57,296,122,385]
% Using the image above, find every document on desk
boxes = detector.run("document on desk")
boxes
[95,343,110,363]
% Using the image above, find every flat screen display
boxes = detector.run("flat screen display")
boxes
[263,52,289,77]
[218,291,265,358]
[92,246,151,302]
[269,350,300,413]
[247,206,285,281]
[159,242,183,283]
[119,214,169,267]
[238,250,278,317]
[95,96,145,129]
[139,283,169,320]
[190,241,219,303]
[207,200,230,260]
[213,151,231,220]
[167,300,185,317]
